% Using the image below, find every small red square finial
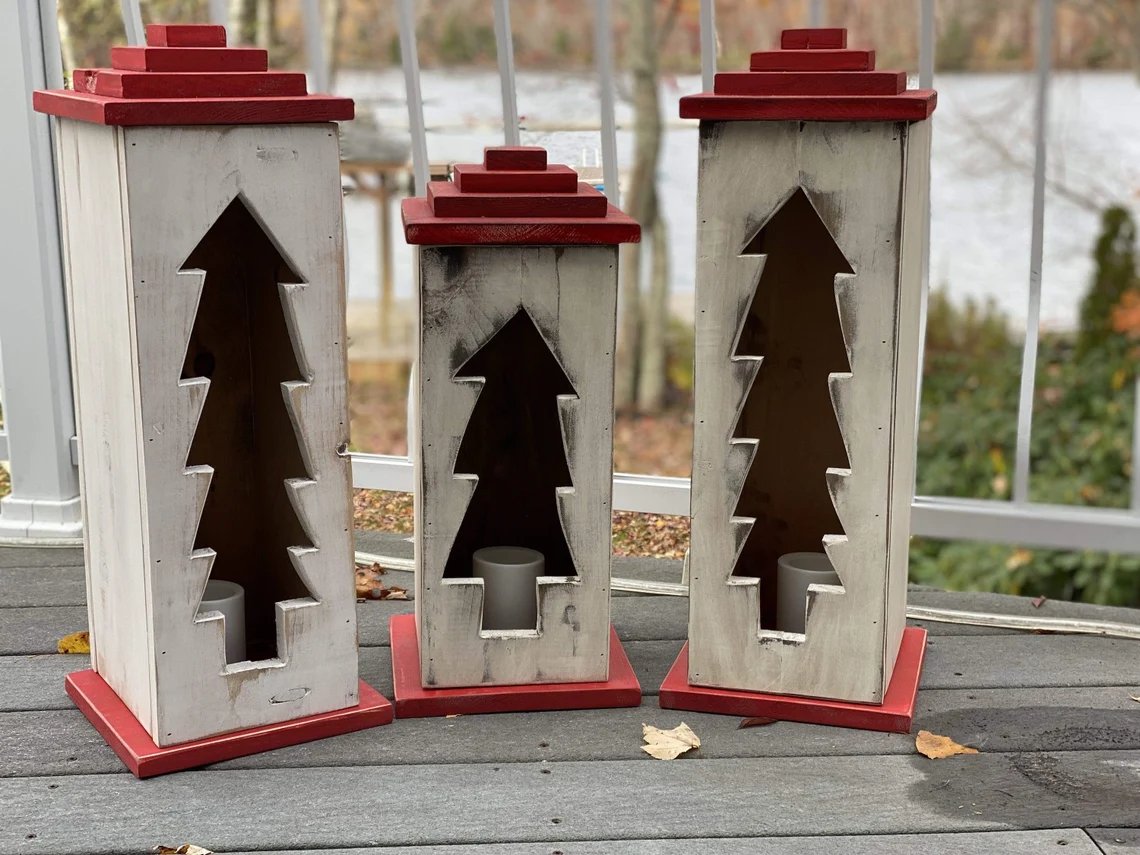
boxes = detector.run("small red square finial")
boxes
[780,28,847,50]
[484,146,547,171]
[145,24,227,47]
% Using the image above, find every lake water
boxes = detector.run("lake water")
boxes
[334,68,1140,332]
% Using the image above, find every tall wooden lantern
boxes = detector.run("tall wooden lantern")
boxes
[659,29,937,732]
[33,23,392,777]
[392,146,643,717]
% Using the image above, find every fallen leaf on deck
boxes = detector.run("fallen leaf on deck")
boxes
[642,722,700,760]
[154,846,213,855]
[57,631,90,654]
[1130,694,1139,703]
[354,563,388,598]
[1031,596,1047,608]
[916,729,979,759]
[446,713,462,718]
[738,716,778,729]
[378,585,408,600]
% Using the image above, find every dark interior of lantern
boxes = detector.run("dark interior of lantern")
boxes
[732,187,852,632]
[443,308,579,600]
[181,197,315,662]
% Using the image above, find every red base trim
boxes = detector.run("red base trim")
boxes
[389,613,642,717]
[658,626,927,734]
[65,670,393,778]
[401,197,640,246]
[33,90,353,126]
[679,91,936,122]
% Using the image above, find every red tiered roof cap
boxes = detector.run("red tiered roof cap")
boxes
[680,28,936,122]
[33,24,353,126]
[402,147,640,246]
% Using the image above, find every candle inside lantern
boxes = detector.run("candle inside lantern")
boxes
[775,552,840,634]
[472,546,545,631]
[198,579,246,663]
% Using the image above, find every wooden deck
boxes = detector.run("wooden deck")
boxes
[2,532,1138,854]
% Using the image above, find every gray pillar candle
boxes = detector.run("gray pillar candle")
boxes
[198,579,246,663]
[472,546,545,631]
[776,552,841,634]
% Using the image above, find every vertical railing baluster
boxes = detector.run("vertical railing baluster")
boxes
[208,0,228,27]
[300,0,330,94]
[699,0,716,92]
[38,0,64,90]
[809,0,824,27]
[119,0,144,45]
[1012,0,1053,505]
[593,0,619,207]
[912,0,935,499]
[1132,376,1140,512]
[396,0,429,196]
[492,0,520,146]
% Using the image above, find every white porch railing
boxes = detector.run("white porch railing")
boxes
[1,0,1137,556]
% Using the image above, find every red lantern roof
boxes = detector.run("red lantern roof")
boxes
[402,147,641,246]
[33,24,353,126]
[680,28,936,122]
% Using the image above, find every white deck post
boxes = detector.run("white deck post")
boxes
[0,0,82,541]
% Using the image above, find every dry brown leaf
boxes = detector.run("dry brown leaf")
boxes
[154,846,213,855]
[642,722,700,760]
[738,716,778,729]
[1031,596,1047,608]
[354,563,388,598]
[57,630,90,654]
[916,729,979,759]
[380,586,409,600]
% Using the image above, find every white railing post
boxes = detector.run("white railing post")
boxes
[0,0,82,541]
[119,0,145,45]
[396,0,429,196]
[492,0,520,146]
[208,0,229,27]
[593,0,620,206]
[699,0,716,92]
[1012,0,1053,504]
[300,0,330,94]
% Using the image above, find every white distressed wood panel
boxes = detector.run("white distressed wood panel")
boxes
[416,246,617,687]
[882,119,932,683]
[688,120,912,703]
[54,119,157,735]
[121,124,357,745]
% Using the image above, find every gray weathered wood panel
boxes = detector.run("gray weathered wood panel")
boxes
[3,751,1137,853]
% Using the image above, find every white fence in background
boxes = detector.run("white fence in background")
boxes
[0,0,1137,554]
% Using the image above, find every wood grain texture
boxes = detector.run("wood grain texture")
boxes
[452,163,579,194]
[144,24,227,47]
[2,751,1138,852]
[713,71,906,96]
[659,628,926,733]
[679,92,937,122]
[123,124,357,744]
[65,670,390,777]
[426,181,608,218]
[390,615,640,716]
[687,120,923,703]
[749,49,876,71]
[401,198,640,246]
[415,246,618,687]
[33,90,354,127]
[220,831,1104,854]
[781,28,849,49]
[53,119,156,735]
[72,69,308,99]
[111,45,268,72]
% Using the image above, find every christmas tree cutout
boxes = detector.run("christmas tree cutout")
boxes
[180,197,316,661]
[445,308,578,581]
[732,187,852,629]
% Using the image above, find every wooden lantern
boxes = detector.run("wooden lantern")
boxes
[659,28,937,732]
[34,23,391,777]
[391,146,643,717]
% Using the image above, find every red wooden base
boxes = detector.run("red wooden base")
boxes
[389,612,642,717]
[65,669,393,778]
[658,626,927,734]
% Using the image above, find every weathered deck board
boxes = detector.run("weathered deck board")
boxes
[0,542,1136,854]
[3,751,1138,853]
[2,685,1138,779]
[224,829,1103,854]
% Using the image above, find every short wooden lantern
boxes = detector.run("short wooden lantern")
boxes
[34,24,391,776]
[659,29,937,732]
[392,146,643,717]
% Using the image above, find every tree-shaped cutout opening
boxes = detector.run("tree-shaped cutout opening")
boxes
[444,308,578,608]
[733,187,852,632]
[181,197,315,662]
